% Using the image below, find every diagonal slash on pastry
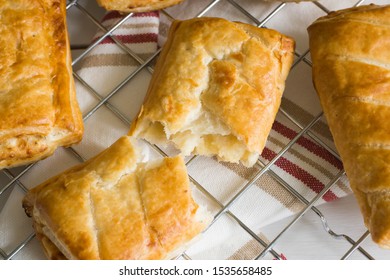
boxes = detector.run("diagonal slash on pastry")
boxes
[22,136,211,260]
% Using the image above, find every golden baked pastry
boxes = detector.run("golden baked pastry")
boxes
[23,136,211,260]
[264,0,314,2]
[0,0,83,170]
[308,4,390,248]
[129,17,295,167]
[96,0,184,12]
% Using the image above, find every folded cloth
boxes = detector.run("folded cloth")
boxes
[70,9,353,259]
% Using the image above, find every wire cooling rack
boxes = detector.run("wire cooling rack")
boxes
[1,0,389,260]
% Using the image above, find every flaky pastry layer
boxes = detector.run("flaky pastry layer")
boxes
[129,17,295,167]
[96,0,183,12]
[23,136,210,260]
[264,0,315,1]
[308,4,390,248]
[0,0,83,169]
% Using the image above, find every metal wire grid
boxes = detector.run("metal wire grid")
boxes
[0,0,384,260]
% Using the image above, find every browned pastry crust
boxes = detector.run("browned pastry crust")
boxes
[22,136,210,260]
[0,0,83,170]
[129,17,295,167]
[308,4,390,248]
[264,0,315,1]
[96,0,184,12]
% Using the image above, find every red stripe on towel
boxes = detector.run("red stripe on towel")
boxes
[261,147,339,202]
[97,33,158,45]
[272,121,343,170]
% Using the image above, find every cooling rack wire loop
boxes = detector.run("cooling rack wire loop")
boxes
[0,0,384,260]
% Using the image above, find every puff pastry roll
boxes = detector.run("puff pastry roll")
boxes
[263,0,315,2]
[23,136,211,260]
[129,17,295,167]
[96,0,184,12]
[0,0,83,170]
[308,4,390,248]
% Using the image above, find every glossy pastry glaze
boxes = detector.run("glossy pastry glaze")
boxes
[23,136,210,259]
[96,0,184,12]
[130,17,295,167]
[0,0,83,169]
[309,4,390,248]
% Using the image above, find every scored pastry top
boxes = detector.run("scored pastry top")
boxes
[308,4,390,248]
[23,136,210,260]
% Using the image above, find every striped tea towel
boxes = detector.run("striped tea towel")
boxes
[72,10,351,260]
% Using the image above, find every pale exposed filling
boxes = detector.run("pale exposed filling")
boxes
[137,111,259,167]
